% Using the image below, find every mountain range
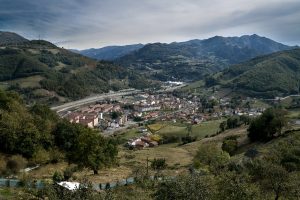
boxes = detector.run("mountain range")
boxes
[76,34,292,81]
[1,31,299,102]
[75,44,144,61]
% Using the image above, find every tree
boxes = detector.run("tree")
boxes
[68,128,118,175]
[6,155,27,174]
[249,160,295,200]
[151,158,167,175]
[219,121,227,132]
[248,108,287,141]
[217,172,260,200]
[194,143,230,174]
[222,138,238,156]
[154,174,216,200]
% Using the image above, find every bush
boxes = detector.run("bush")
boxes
[32,148,50,165]
[49,148,63,164]
[63,167,75,181]
[6,155,27,174]
[181,135,197,145]
[53,171,64,182]
[222,139,238,156]
[0,156,6,175]
[162,135,181,144]
[248,108,287,141]
[151,158,167,171]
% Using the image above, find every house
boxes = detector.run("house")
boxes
[66,112,81,123]
[134,105,161,112]
[79,118,94,128]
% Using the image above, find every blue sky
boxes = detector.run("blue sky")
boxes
[0,0,299,49]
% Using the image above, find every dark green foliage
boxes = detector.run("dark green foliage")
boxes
[248,108,287,141]
[181,135,197,145]
[220,115,250,132]
[64,127,118,174]
[154,175,216,200]
[6,155,27,174]
[0,90,118,173]
[63,167,75,181]
[216,172,260,200]
[222,138,238,156]
[151,158,167,172]
[213,48,300,98]
[52,171,64,182]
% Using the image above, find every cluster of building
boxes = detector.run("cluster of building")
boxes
[65,103,127,129]
[126,128,159,149]
[64,92,266,132]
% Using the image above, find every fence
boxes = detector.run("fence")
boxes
[0,177,137,190]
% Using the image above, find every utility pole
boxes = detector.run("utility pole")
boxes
[146,157,149,177]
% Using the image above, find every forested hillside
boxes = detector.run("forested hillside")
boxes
[116,34,291,81]
[0,89,118,175]
[0,33,157,105]
[207,48,300,98]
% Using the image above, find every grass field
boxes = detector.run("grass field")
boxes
[156,119,224,139]
[1,75,44,88]
[287,108,300,119]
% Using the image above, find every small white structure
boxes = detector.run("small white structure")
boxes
[57,181,81,191]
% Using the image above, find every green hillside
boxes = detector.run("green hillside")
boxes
[0,37,157,104]
[209,48,300,98]
[117,35,292,81]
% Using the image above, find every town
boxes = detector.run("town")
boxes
[63,86,266,149]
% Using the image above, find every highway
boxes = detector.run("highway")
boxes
[51,84,187,113]
[51,89,140,113]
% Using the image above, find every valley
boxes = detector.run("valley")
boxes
[0,31,300,199]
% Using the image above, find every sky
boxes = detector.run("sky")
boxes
[0,0,299,49]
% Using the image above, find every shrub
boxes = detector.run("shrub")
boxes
[0,155,6,175]
[6,155,27,174]
[162,135,181,144]
[181,135,197,145]
[222,139,238,156]
[32,148,50,165]
[63,167,75,181]
[49,148,63,164]
[53,171,64,182]
[151,158,167,171]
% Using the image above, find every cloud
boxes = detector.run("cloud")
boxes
[0,0,299,49]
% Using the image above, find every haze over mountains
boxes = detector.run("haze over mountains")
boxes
[77,34,292,81]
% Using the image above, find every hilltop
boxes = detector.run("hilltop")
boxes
[0,31,28,45]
